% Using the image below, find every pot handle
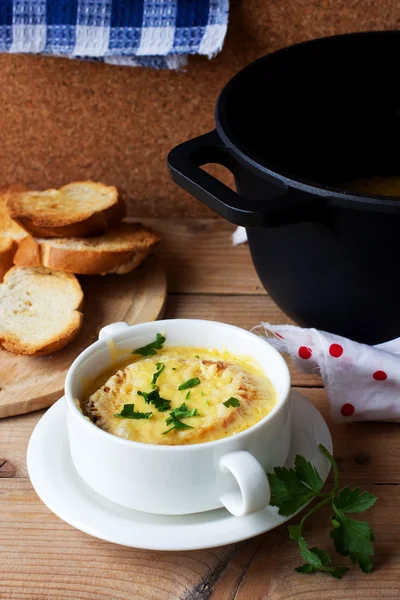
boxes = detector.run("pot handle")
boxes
[168,130,316,227]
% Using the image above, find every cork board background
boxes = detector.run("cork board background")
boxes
[0,0,398,218]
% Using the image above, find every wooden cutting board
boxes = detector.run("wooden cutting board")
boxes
[0,253,167,418]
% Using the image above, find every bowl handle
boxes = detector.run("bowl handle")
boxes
[98,322,130,341]
[219,451,271,516]
[168,130,318,228]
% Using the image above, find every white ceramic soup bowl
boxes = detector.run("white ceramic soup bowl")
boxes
[65,319,291,516]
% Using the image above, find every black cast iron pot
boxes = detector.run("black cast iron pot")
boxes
[168,31,400,344]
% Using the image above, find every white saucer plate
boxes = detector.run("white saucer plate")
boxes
[27,391,332,551]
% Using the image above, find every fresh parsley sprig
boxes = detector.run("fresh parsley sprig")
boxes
[133,333,166,356]
[114,404,152,420]
[268,444,376,579]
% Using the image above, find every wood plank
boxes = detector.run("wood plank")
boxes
[165,293,320,387]
[0,480,235,600]
[0,409,41,478]
[0,479,397,600]
[2,388,400,485]
[137,218,264,295]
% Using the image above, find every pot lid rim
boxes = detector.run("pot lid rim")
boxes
[215,30,400,209]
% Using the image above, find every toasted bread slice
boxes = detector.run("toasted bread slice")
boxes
[7,181,124,238]
[13,223,160,275]
[0,266,83,356]
[0,184,29,280]
[0,238,19,281]
[0,184,28,239]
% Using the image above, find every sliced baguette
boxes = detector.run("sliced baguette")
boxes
[0,266,83,356]
[0,184,29,280]
[0,238,19,281]
[7,181,124,238]
[13,223,161,275]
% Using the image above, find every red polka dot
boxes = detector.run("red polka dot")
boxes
[329,343,344,358]
[298,346,312,360]
[373,370,387,381]
[341,403,355,417]
[275,332,284,339]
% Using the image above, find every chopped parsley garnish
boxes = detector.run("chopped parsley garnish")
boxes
[137,388,171,412]
[223,397,241,408]
[178,377,200,390]
[200,391,205,396]
[162,403,199,435]
[133,333,165,356]
[195,355,200,358]
[151,363,165,388]
[162,418,193,435]
[114,404,152,419]
[166,403,199,423]
[172,367,177,370]
[185,391,191,400]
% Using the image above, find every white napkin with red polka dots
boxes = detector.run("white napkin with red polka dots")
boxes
[255,323,400,422]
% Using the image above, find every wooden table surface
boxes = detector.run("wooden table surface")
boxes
[1,218,399,600]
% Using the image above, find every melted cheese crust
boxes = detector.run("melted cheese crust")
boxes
[83,347,276,445]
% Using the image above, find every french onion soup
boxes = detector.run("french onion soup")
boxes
[345,176,400,197]
[82,334,277,445]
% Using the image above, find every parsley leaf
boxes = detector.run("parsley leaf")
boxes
[151,363,165,388]
[295,564,350,579]
[267,444,376,579]
[321,565,351,579]
[223,397,241,408]
[295,544,350,579]
[333,487,377,513]
[185,391,191,400]
[330,486,377,573]
[162,402,199,435]
[294,564,314,575]
[298,537,325,566]
[294,454,323,494]
[288,524,302,540]
[178,377,200,390]
[165,403,199,424]
[268,465,316,516]
[162,418,194,435]
[114,404,152,419]
[307,547,330,565]
[133,333,166,356]
[137,388,171,412]
[330,511,375,573]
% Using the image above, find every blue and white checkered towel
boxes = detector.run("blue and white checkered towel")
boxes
[0,0,229,68]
